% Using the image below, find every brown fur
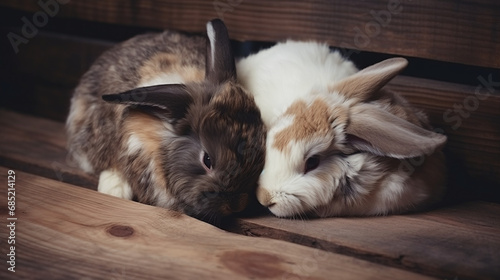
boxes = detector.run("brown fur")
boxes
[273,99,332,152]
[121,111,167,204]
[66,20,266,224]
[138,53,205,85]
[123,112,164,155]
[330,57,408,101]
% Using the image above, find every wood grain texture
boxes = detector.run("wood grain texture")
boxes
[1,0,499,68]
[0,110,97,189]
[230,202,500,280]
[0,29,113,121]
[0,168,434,280]
[2,31,113,88]
[387,76,500,184]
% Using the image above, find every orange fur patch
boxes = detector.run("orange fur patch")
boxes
[138,53,204,85]
[123,111,167,188]
[273,99,332,152]
[123,112,164,153]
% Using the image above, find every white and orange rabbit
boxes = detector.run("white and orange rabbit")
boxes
[237,41,447,217]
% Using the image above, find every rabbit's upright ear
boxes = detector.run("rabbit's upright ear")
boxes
[205,19,237,84]
[331,57,408,100]
[345,103,446,158]
[102,84,193,121]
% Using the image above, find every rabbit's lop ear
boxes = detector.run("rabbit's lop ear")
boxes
[332,57,408,100]
[102,84,193,121]
[205,19,237,84]
[345,103,446,158]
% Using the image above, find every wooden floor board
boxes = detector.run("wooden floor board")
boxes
[231,203,500,279]
[0,168,434,279]
[0,110,97,189]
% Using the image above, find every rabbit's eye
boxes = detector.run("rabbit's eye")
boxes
[202,152,212,170]
[305,155,320,173]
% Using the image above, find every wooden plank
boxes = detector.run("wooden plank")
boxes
[228,202,500,280]
[387,76,500,185]
[0,110,97,189]
[0,29,112,122]
[1,30,113,88]
[0,168,434,279]
[2,0,499,68]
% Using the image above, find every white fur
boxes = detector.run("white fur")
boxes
[237,42,359,217]
[237,41,357,127]
[259,120,338,217]
[126,134,143,155]
[147,160,176,208]
[98,170,133,200]
[137,73,185,88]
[206,22,216,70]
[72,152,94,173]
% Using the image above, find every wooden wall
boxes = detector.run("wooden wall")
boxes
[3,0,499,67]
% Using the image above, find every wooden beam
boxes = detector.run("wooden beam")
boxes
[0,167,434,279]
[226,202,500,280]
[2,0,499,68]
[388,76,500,184]
[0,110,97,189]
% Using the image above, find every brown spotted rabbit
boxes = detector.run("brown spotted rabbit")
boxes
[66,19,266,223]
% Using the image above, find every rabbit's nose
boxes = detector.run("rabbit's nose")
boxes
[220,204,232,216]
[256,187,273,207]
